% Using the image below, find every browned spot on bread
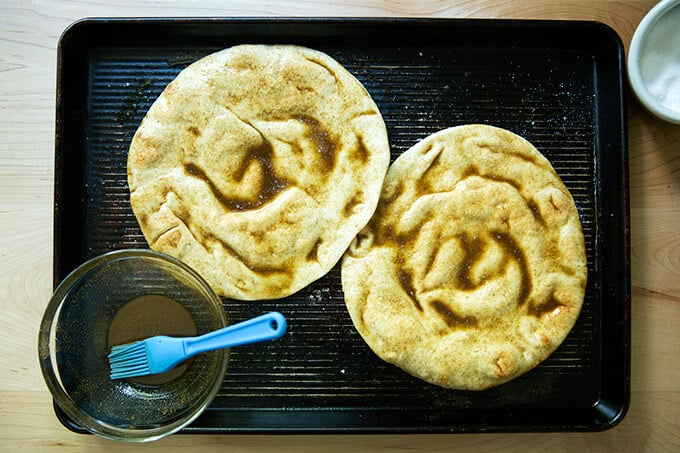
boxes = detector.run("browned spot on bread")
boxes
[229,53,256,71]
[549,193,564,212]
[184,133,290,211]
[184,162,233,208]
[537,333,551,346]
[280,138,304,156]
[529,293,566,318]
[343,192,363,217]
[233,132,291,204]
[132,133,157,155]
[492,231,532,305]
[296,85,316,94]
[420,144,435,156]
[430,300,478,329]
[417,145,445,195]
[349,108,378,120]
[455,233,487,290]
[484,173,522,191]
[499,146,539,166]
[155,225,183,249]
[294,115,337,172]
[527,199,546,226]
[461,166,522,192]
[346,230,373,258]
[384,181,405,206]
[303,56,341,85]
[174,206,192,229]
[187,126,200,136]
[398,269,422,312]
[307,238,322,262]
[353,135,369,163]
[424,241,438,275]
[452,231,531,303]
[462,165,480,179]
[163,80,178,96]
[361,183,403,248]
[206,232,288,277]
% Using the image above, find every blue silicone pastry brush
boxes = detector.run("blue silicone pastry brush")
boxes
[109,311,286,380]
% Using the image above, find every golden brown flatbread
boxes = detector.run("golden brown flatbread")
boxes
[128,45,390,300]
[341,124,587,390]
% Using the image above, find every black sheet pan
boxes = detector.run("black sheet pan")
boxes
[53,17,630,433]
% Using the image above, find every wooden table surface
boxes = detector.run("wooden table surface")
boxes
[1,0,678,451]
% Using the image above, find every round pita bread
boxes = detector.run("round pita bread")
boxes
[128,45,390,300]
[341,124,587,390]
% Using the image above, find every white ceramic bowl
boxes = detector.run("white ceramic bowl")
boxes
[627,0,680,124]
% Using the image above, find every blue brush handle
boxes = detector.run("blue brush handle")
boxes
[183,311,286,358]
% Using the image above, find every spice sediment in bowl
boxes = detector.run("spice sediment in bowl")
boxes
[107,294,198,385]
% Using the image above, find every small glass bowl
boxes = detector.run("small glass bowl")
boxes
[38,249,229,442]
[627,0,680,124]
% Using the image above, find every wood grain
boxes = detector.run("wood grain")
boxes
[1,0,679,451]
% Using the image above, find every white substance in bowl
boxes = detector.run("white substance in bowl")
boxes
[640,6,680,111]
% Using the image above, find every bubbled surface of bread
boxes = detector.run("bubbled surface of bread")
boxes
[128,45,390,300]
[341,124,587,390]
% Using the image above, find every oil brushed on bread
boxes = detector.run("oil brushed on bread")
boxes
[128,45,390,300]
[341,124,587,390]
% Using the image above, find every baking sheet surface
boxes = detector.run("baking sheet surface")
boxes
[54,18,630,433]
